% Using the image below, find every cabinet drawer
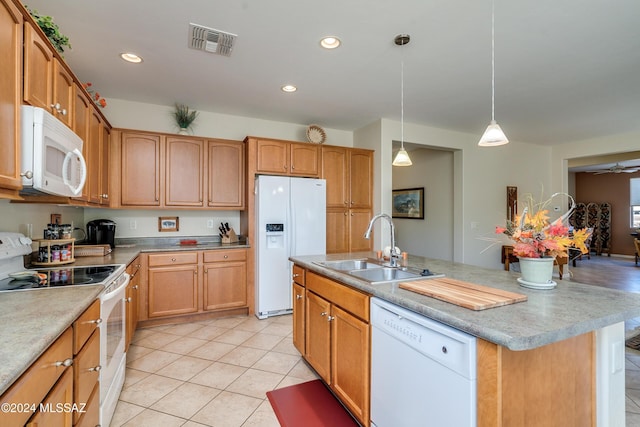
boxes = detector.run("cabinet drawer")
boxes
[0,328,73,426]
[148,251,198,266]
[203,249,246,263]
[293,264,305,286]
[74,329,100,423]
[73,299,101,355]
[74,383,99,427]
[307,271,369,321]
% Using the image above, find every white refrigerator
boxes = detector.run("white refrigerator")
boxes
[256,175,326,319]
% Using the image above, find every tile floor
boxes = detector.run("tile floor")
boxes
[112,254,640,426]
[111,314,317,426]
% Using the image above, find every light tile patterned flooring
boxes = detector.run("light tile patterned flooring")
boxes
[111,314,317,426]
[112,255,640,426]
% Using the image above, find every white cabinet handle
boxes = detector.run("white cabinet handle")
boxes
[88,365,102,372]
[55,358,73,367]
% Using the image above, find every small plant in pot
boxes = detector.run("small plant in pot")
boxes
[173,103,199,135]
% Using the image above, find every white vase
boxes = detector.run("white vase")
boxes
[517,257,556,289]
[178,128,189,135]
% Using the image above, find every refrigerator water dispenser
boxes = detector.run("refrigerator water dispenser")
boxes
[266,224,284,249]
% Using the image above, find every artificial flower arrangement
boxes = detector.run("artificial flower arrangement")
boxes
[82,82,107,108]
[496,192,591,259]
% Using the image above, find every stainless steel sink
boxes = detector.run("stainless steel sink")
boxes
[314,258,444,284]
[315,259,382,271]
[347,267,424,284]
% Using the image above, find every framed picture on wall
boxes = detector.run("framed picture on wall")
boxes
[158,216,179,232]
[392,188,424,219]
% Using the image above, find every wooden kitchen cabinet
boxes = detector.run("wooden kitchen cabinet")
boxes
[0,0,22,199]
[72,86,91,202]
[203,249,247,311]
[303,270,370,426]
[72,299,101,424]
[120,132,162,206]
[322,147,373,253]
[87,109,110,205]
[115,130,245,209]
[207,139,245,208]
[100,124,111,205]
[165,136,205,207]
[23,21,74,128]
[148,252,199,317]
[254,138,319,177]
[0,327,73,426]
[126,257,141,350]
[292,264,306,355]
[26,367,74,427]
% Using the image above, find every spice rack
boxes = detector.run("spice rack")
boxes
[32,238,75,266]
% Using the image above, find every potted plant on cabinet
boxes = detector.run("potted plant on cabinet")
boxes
[26,7,71,54]
[173,103,199,135]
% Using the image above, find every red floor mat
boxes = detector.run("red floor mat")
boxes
[266,380,360,427]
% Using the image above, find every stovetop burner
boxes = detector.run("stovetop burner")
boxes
[0,265,123,291]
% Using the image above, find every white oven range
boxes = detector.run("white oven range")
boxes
[0,232,129,427]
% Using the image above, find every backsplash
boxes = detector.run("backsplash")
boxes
[0,200,84,239]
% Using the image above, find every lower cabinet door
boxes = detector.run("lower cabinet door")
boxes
[305,291,331,383]
[26,368,73,427]
[331,305,370,425]
[203,261,247,311]
[292,282,305,355]
[148,265,198,317]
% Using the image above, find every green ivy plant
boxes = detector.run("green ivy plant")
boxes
[26,7,71,54]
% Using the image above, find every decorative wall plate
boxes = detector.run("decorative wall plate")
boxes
[306,124,326,144]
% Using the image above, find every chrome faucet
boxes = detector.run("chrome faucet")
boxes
[364,213,399,267]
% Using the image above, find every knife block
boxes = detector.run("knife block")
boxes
[222,228,239,244]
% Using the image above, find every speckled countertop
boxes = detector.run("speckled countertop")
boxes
[290,252,640,351]
[0,286,103,395]
[0,236,250,396]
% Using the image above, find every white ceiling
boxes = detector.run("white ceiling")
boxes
[24,0,640,147]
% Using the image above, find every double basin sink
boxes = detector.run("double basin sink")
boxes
[314,258,443,285]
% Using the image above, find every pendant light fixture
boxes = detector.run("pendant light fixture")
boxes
[392,34,412,166]
[478,0,509,146]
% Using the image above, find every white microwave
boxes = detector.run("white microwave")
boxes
[20,106,87,197]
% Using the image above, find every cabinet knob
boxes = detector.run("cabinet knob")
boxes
[327,316,335,322]
[133,285,138,290]
[292,273,299,278]
[194,269,198,275]
[126,297,132,303]
[20,170,33,179]
[55,358,73,367]
[296,294,302,300]
[88,365,102,372]
[223,255,228,259]
[320,312,327,316]
[171,258,176,262]
[284,165,287,170]
[89,318,102,325]
[291,165,295,170]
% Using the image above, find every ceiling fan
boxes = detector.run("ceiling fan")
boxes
[592,163,640,175]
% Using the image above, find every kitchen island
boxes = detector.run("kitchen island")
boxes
[290,251,640,427]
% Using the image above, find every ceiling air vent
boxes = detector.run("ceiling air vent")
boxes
[189,23,237,57]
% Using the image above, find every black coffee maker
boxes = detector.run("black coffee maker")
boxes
[86,219,117,248]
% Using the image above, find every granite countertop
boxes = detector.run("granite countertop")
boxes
[290,252,640,351]
[0,286,103,395]
[1,236,251,396]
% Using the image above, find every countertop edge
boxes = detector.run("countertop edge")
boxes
[290,253,640,351]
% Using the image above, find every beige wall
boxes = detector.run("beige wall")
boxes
[574,171,639,256]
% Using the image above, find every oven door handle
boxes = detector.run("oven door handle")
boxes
[101,273,130,302]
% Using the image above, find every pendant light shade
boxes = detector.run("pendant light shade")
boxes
[478,0,509,147]
[393,34,412,166]
[393,148,412,166]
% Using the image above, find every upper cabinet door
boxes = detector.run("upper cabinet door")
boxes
[71,87,91,202]
[208,139,245,209]
[52,59,74,127]
[290,143,319,177]
[121,132,161,206]
[23,21,53,111]
[165,137,205,207]
[256,139,289,175]
[321,146,349,208]
[0,0,23,195]
[349,149,373,209]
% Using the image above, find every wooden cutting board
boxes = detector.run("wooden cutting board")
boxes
[399,277,528,310]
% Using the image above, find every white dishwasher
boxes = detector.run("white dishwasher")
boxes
[370,297,477,427]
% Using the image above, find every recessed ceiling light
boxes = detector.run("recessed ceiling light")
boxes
[320,36,341,49]
[281,84,297,93]
[120,52,143,63]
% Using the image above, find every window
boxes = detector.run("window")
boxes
[630,178,640,227]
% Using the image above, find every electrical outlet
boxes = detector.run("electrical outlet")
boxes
[130,220,137,230]
[207,219,214,228]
